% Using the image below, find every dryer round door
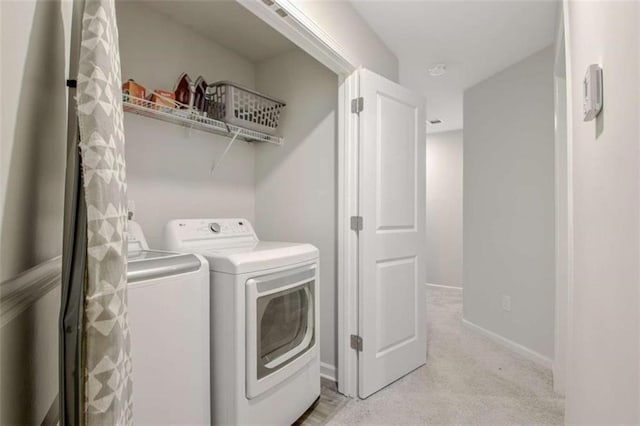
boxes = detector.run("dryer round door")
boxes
[245,263,318,399]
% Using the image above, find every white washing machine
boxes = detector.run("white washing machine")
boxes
[164,218,320,425]
[127,221,210,425]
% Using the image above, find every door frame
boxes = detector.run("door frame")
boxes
[553,4,571,396]
[237,0,360,397]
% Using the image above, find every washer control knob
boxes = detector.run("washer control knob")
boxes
[209,223,221,233]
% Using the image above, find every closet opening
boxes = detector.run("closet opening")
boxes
[115,0,342,407]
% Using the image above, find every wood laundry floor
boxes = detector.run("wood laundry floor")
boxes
[295,378,349,426]
[298,286,564,425]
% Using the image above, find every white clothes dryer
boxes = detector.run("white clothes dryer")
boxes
[127,221,210,425]
[164,218,320,425]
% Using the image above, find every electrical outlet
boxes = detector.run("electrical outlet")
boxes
[501,295,511,312]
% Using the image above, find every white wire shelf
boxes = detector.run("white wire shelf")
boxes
[122,96,284,146]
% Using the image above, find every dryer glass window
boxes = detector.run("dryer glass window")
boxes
[255,278,315,380]
[260,286,307,359]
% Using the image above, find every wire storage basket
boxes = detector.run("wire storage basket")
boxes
[206,81,286,135]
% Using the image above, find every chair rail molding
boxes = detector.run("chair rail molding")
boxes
[1,256,62,327]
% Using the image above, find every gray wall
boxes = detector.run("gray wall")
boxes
[0,0,71,423]
[254,49,338,377]
[426,130,463,288]
[463,45,555,360]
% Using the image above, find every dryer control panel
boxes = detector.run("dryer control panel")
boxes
[164,218,258,252]
[205,219,252,235]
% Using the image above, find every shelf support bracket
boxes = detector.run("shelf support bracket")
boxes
[210,128,242,175]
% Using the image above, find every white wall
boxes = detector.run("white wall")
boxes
[254,49,338,376]
[1,0,70,281]
[117,2,258,247]
[426,130,463,288]
[289,0,398,82]
[463,46,556,361]
[1,286,61,424]
[0,0,72,423]
[564,1,640,423]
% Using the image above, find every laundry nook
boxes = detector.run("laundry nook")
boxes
[115,1,333,423]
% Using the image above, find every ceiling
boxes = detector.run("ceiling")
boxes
[350,1,559,133]
[140,0,297,63]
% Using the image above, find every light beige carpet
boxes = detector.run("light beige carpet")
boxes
[328,286,564,425]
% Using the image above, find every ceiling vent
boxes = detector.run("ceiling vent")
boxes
[427,63,447,77]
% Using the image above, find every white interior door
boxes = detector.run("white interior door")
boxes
[357,68,427,398]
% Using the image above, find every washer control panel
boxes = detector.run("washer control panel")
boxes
[128,220,150,251]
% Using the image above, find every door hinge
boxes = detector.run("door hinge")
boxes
[350,334,363,352]
[351,97,364,114]
[350,216,363,232]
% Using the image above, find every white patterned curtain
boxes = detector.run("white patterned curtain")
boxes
[60,0,132,423]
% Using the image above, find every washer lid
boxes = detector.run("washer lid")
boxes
[127,250,203,283]
[202,241,318,274]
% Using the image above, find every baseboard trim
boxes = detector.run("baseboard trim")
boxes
[425,283,463,290]
[320,362,336,382]
[0,256,62,327]
[461,318,553,369]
